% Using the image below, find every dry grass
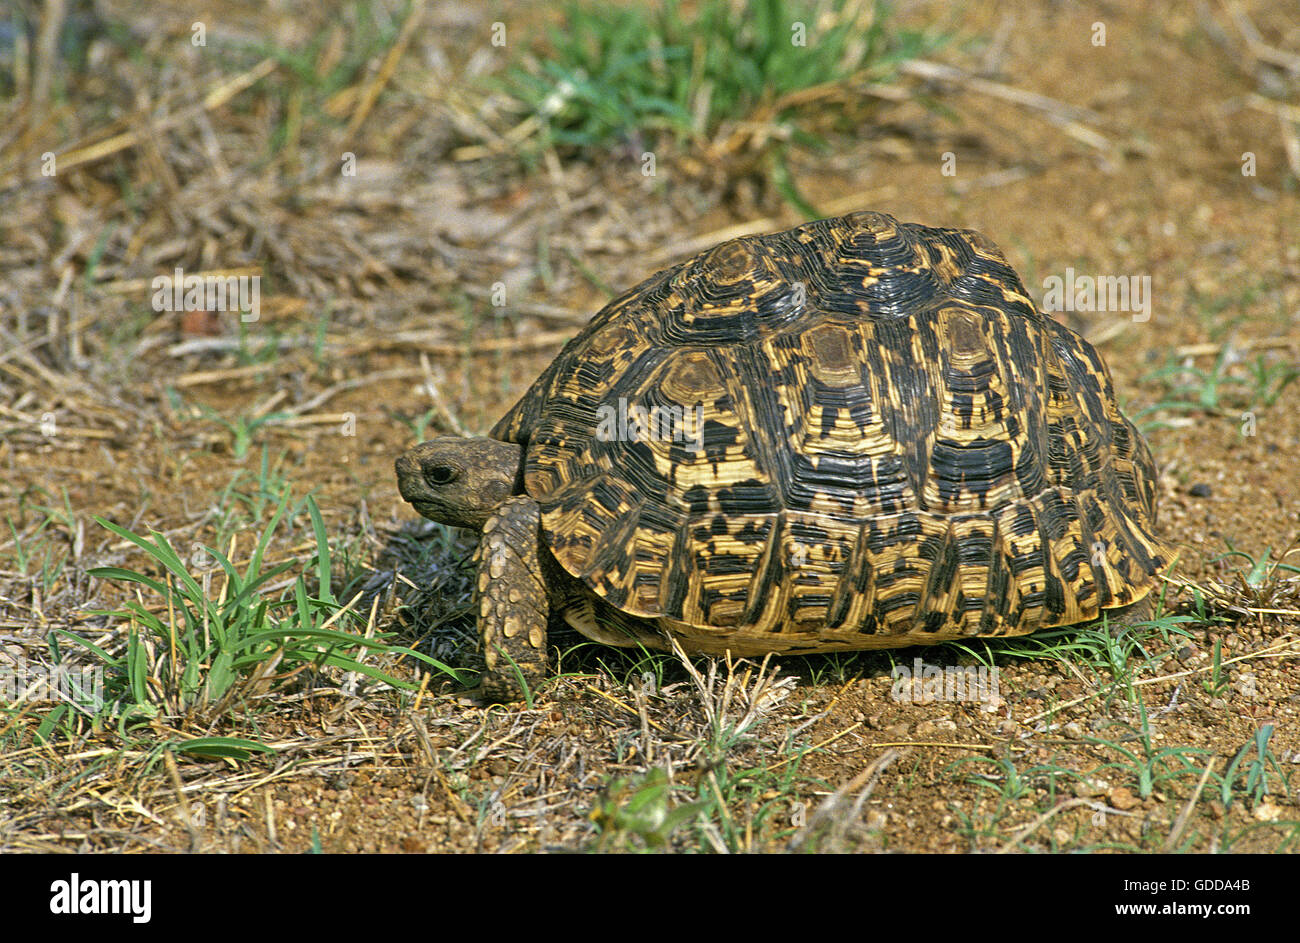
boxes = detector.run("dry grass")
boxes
[1,0,1298,854]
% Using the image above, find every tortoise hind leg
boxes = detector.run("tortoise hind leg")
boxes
[1102,592,1155,628]
[473,495,550,701]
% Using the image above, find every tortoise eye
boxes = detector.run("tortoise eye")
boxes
[424,464,459,487]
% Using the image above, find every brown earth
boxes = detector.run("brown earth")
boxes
[0,0,1296,853]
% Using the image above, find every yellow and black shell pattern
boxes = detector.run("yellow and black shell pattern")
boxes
[491,211,1172,655]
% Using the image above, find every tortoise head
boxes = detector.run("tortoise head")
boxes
[395,436,522,530]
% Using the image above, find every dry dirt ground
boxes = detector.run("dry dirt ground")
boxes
[0,0,1297,854]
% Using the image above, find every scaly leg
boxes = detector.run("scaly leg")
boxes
[473,495,550,701]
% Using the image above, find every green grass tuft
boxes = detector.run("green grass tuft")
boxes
[486,0,942,209]
[50,485,461,747]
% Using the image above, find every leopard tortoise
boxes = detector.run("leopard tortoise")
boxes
[396,210,1171,700]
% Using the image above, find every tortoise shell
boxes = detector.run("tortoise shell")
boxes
[490,211,1171,655]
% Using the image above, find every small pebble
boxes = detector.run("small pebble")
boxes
[1254,802,1282,822]
[1073,778,1107,797]
[1108,786,1140,810]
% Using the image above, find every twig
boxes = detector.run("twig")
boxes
[7,59,277,184]
[899,59,1101,122]
[861,740,997,751]
[644,185,899,268]
[1172,337,1293,358]
[898,59,1114,154]
[1279,107,1300,178]
[949,166,1033,194]
[31,0,67,119]
[996,798,1100,853]
[582,685,671,733]
[280,368,429,416]
[787,748,901,852]
[1223,1,1300,74]
[418,352,470,437]
[764,722,864,773]
[346,0,427,137]
[1022,637,1300,724]
[167,328,577,359]
[1245,93,1300,125]
[97,266,262,295]
[1163,757,1218,852]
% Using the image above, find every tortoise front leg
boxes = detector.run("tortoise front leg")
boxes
[473,495,550,701]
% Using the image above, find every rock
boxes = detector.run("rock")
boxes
[1108,786,1141,810]
[1253,801,1283,822]
[1073,777,1107,797]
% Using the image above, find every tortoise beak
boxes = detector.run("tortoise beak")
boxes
[394,449,430,504]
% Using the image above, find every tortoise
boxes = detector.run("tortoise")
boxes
[395,210,1172,700]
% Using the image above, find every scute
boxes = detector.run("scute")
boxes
[489,211,1172,652]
